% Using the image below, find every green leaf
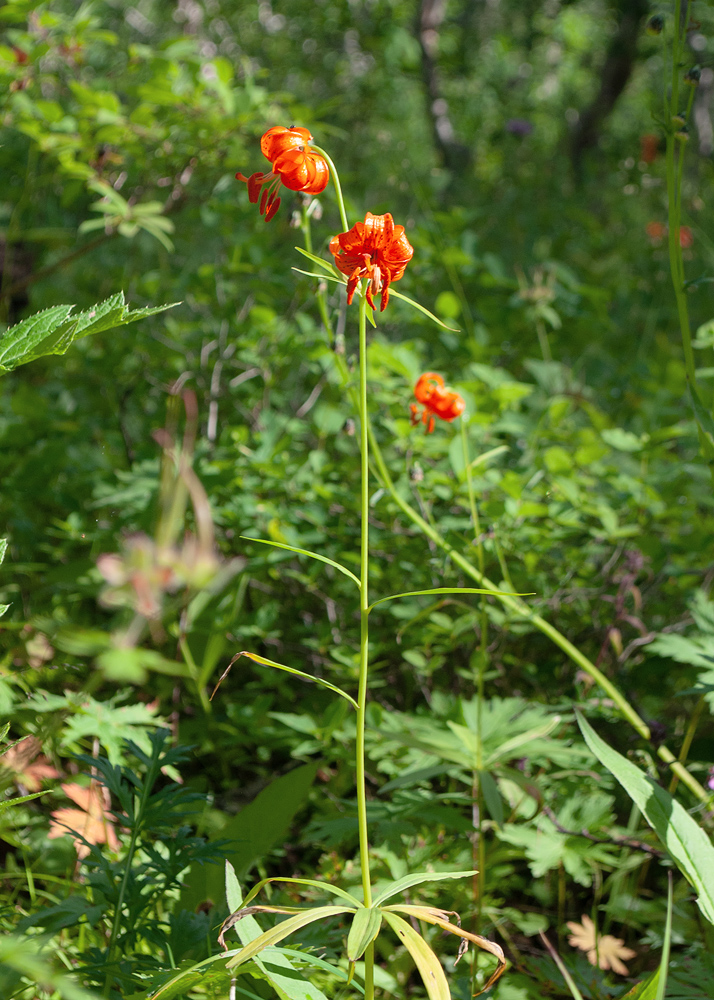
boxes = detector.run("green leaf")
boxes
[240,876,361,910]
[240,535,360,587]
[479,770,504,826]
[368,587,524,612]
[346,907,383,962]
[372,870,477,907]
[577,713,714,925]
[387,288,460,331]
[0,292,178,375]
[0,539,7,565]
[294,246,340,277]
[226,905,354,969]
[381,911,450,1000]
[223,865,334,1000]
[180,763,318,912]
[0,790,51,813]
[656,874,673,1000]
[0,935,98,1000]
[223,651,358,710]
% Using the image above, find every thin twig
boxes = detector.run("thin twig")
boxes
[542,805,663,857]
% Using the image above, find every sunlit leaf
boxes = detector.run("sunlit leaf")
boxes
[240,535,361,587]
[212,651,359,710]
[381,911,450,1000]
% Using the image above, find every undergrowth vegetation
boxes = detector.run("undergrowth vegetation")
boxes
[1,1,714,999]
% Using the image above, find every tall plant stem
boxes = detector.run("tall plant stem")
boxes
[461,419,486,943]
[665,0,696,390]
[365,425,709,804]
[356,291,374,999]
[102,748,162,996]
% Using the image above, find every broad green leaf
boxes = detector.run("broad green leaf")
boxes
[372,870,477,907]
[226,905,354,969]
[381,911,450,1000]
[621,972,660,999]
[180,763,318,912]
[224,651,358,710]
[0,539,6,565]
[577,713,714,925]
[346,907,383,962]
[240,535,360,587]
[0,293,177,375]
[368,587,522,612]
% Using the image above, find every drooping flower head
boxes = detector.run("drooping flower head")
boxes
[236,125,329,222]
[410,372,465,433]
[329,212,414,311]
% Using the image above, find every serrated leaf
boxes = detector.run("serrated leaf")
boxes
[0,789,51,812]
[577,713,714,925]
[0,292,178,375]
[346,907,383,962]
[372,870,477,907]
[240,535,360,587]
[381,911,450,1000]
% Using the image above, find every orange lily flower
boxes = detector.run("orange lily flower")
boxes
[236,125,329,221]
[410,372,465,433]
[329,212,414,311]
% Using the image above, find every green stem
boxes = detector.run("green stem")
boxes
[366,425,710,804]
[311,146,349,232]
[668,693,705,796]
[665,0,696,390]
[103,750,161,996]
[461,419,486,942]
[356,291,374,927]
[301,206,335,343]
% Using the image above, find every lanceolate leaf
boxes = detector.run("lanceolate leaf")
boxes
[368,587,522,612]
[294,246,341,277]
[381,911,450,1000]
[0,293,177,375]
[388,288,460,332]
[240,535,361,587]
[577,713,714,925]
[240,875,362,910]
[225,905,354,969]
[346,907,383,962]
[213,651,359,710]
[385,905,507,995]
[0,789,51,813]
[372,870,477,907]
[222,864,334,1000]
